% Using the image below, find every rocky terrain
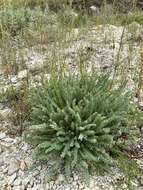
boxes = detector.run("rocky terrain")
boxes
[0,23,143,190]
[0,121,143,189]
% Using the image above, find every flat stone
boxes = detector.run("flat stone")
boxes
[3,167,8,174]
[0,133,6,140]
[20,160,27,171]
[45,183,50,189]
[8,173,17,185]
[22,177,30,186]
[122,183,128,189]
[8,159,20,175]
[17,70,28,80]
[14,186,22,190]
[64,187,71,190]
[4,137,14,143]
[49,181,54,188]
[89,179,95,188]
[13,178,22,186]
[7,186,12,190]
[10,76,18,84]
[90,6,100,15]
[0,108,12,120]
[18,170,25,177]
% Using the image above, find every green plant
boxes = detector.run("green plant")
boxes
[117,154,141,190]
[0,0,42,9]
[0,8,31,36]
[93,11,143,26]
[26,73,138,180]
[0,7,57,37]
[9,82,31,133]
[57,8,88,28]
[0,83,31,134]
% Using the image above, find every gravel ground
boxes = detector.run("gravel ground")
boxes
[0,121,142,190]
[0,24,143,190]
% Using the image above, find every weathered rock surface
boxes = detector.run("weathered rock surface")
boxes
[8,159,20,175]
[0,108,12,121]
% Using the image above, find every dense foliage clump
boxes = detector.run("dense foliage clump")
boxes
[0,8,57,36]
[26,74,137,179]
